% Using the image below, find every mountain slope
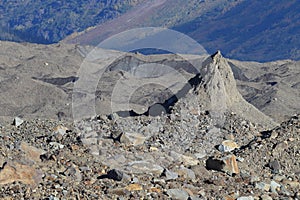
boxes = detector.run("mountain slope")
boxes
[0,0,145,43]
[1,1,299,61]
[64,0,300,62]
[175,0,300,61]
[63,0,240,46]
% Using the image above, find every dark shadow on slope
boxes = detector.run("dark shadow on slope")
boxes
[106,54,200,76]
[32,76,79,86]
[130,48,172,55]
[228,61,249,81]
[115,73,202,117]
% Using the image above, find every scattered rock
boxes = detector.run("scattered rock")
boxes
[272,141,288,156]
[149,187,162,193]
[106,169,123,181]
[272,175,285,182]
[237,196,254,200]
[260,194,273,200]
[206,157,224,172]
[48,196,59,200]
[270,180,281,193]
[222,155,239,174]
[0,162,42,185]
[0,46,299,199]
[120,132,147,146]
[125,183,143,191]
[161,168,178,181]
[108,113,119,121]
[270,131,278,139]
[170,151,199,166]
[236,156,244,162]
[53,125,68,136]
[194,152,206,159]
[250,175,260,183]
[282,179,300,189]
[108,187,128,196]
[206,155,239,175]
[153,178,166,185]
[19,142,46,162]
[49,142,65,150]
[191,165,211,180]
[218,140,239,152]
[279,185,292,196]
[268,160,280,174]
[177,166,196,181]
[126,161,164,175]
[64,163,82,182]
[150,146,158,151]
[167,188,189,200]
[81,137,98,146]
[255,182,271,191]
[13,117,24,127]
[223,195,235,200]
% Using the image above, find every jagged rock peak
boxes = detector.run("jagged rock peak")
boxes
[196,50,239,109]
[211,50,222,60]
[192,51,279,129]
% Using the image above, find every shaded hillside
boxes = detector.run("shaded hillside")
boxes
[63,0,240,46]
[64,0,300,62]
[1,0,299,61]
[174,0,300,61]
[0,0,145,43]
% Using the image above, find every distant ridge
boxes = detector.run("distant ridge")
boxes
[64,0,300,62]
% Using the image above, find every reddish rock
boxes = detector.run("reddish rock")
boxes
[222,155,240,175]
[218,140,239,152]
[149,187,162,193]
[125,183,143,191]
[0,162,42,185]
[20,142,46,162]
[53,125,68,136]
[206,155,239,175]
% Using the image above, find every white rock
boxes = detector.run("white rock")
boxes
[81,138,98,145]
[127,161,164,175]
[162,169,178,181]
[49,142,64,150]
[167,189,189,200]
[261,194,273,200]
[237,196,254,200]
[84,131,98,138]
[13,117,24,127]
[53,125,68,136]
[270,180,281,193]
[170,151,199,166]
[218,140,239,152]
[255,182,270,191]
[120,132,147,146]
[177,166,196,180]
[194,152,206,159]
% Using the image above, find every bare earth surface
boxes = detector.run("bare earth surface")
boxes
[0,41,299,123]
[0,41,299,199]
